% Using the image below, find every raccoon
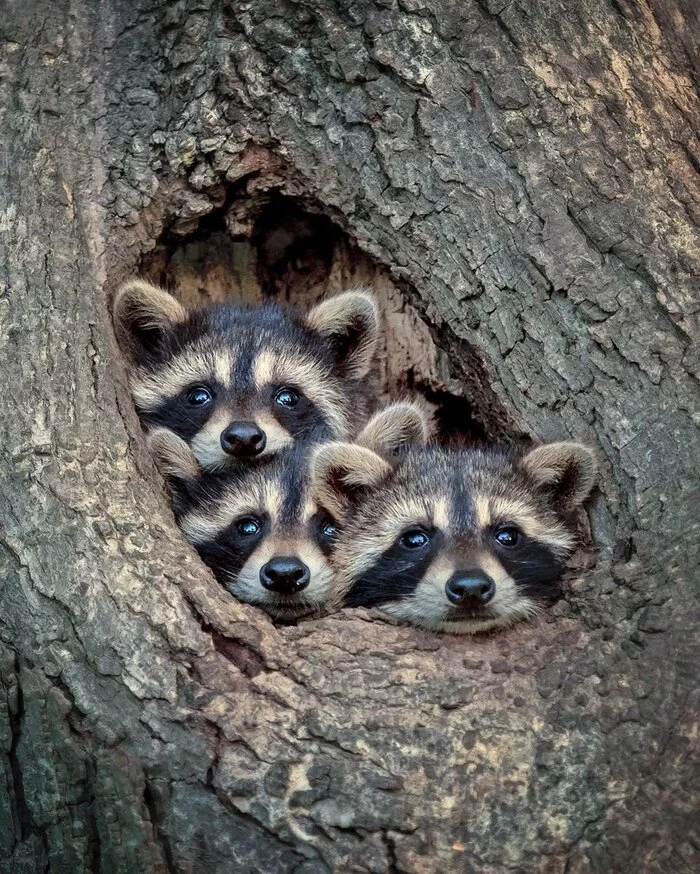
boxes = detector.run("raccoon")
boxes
[148,402,431,620]
[112,280,380,471]
[311,440,597,633]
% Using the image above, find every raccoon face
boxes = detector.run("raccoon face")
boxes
[149,431,340,620]
[113,281,379,471]
[312,441,597,633]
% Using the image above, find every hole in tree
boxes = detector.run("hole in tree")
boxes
[252,199,342,299]
[141,189,516,445]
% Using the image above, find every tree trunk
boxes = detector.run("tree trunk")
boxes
[1,1,698,872]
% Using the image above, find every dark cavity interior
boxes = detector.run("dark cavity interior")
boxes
[141,190,515,445]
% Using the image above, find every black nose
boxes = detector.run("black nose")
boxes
[445,571,496,606]
[260,557,310,594]
[220,421,266,456]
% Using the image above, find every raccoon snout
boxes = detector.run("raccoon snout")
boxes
[445,571,496,607]
[260,557,310,594]
[220,421,266,456]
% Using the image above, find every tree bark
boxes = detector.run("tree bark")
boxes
[1,1,698,872]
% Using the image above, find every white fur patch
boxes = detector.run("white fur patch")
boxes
[487,496,574,554]
[255,414,294,457]
[131,348,234,411]
[333,494,449,582]
[189,407,235,471]
[180,480,283,544]
[224,540,336,619]
[252,349,350,438]
[379,557,542,634]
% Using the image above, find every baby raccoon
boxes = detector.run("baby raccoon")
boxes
[113,280,379,471]
[311,441,597,633]
[149,402,430,620]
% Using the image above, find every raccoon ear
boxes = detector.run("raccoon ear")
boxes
[311,443,392,520]
[113,280,186,363]
[520,442,598,508]
[356,402,432,457]
[147,428,201,482]
[305,289,379,378]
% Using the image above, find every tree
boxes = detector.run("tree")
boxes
[1,0,698,871]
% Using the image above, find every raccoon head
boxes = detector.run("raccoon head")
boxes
[113,281,379,470]
[311,440,597,633]
[149,430,340,620]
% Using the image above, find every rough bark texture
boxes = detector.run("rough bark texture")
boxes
[1,1,698,872]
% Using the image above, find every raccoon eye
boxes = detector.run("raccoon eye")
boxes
[187,386,212,406]
[494,526,520,548]
[321,521,337,538]
[275,387,300,408]
[400,528,431,550]
[236,517,261,537]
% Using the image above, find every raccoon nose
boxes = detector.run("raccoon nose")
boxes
[260,557,310,594]
[445,571,496,606]
[220,421,266,456]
